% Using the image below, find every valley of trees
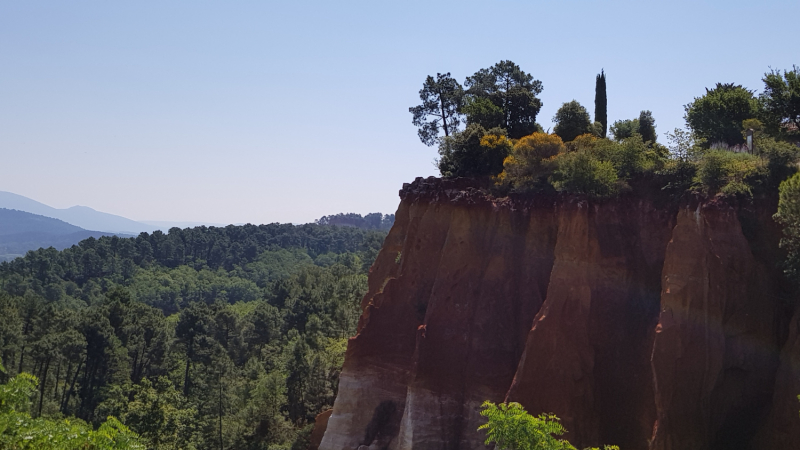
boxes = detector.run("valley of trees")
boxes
[0,223,387,449]
[2,62,799,449]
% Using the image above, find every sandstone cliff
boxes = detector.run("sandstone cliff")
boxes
[318,177,798,450]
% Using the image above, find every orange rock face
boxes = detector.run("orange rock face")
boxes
[318,177,798,450]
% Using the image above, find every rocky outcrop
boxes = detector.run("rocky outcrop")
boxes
[319,177,798,450]
[309,410,333,450]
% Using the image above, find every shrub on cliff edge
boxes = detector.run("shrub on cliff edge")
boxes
[437,124,512,178]
[693,150,765,196]
[551,151,619,199]
[499,133,565,190]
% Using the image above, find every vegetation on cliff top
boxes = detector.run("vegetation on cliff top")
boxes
[410,62,800,200]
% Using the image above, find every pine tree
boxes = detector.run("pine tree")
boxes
[595,70,607,138]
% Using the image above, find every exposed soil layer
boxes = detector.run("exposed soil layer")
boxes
[318,177,798,450]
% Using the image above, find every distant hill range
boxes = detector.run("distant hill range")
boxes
[0,191,230,234]
[0,208,132,262]
[315,212,395,231]
[0,190,394,261]
[0,191,153,234]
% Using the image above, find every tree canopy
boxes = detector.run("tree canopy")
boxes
[637,110,657,143]
[409,73,464,146]
[684,83,758,146]
[760,66,800,141]
[437,124,511,178]
[0,222,386,449]
[465,60,544,139]
[553,101,592,142]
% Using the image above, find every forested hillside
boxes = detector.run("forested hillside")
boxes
[0,223,387,449]
[0,208,130,262]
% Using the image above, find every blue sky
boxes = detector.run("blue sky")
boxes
[1,0,797,224]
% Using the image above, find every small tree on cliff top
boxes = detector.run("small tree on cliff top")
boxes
[478,401,618,450]
[410,73,464,146]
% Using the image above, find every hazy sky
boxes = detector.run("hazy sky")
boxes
[1,1,797,225]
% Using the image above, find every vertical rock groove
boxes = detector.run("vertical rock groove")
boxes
[319,178,797,450]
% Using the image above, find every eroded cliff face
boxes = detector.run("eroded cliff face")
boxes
[318,177,798,450]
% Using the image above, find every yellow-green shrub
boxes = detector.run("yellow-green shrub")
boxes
[498,133,565,189]
[552,151,619,198]
[694,150,765,196]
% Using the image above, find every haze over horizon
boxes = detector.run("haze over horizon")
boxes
[2,0,798,225]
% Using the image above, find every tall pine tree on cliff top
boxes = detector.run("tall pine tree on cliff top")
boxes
[595,70,607,138]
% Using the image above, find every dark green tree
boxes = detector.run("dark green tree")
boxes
[175,302,215,396]
[409,73,464,146]
[464,61,543,139]
[461,97,504,130]
[760,66,800,140]
[286,338,311,424]
[595,70,607,137]
[122,377,198,450]
[437,124,511,178]
[638,110,657,143]
[775,172,800,283]
[684,83,758,146]
[553,101,592,142]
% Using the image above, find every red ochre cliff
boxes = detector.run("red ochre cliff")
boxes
[317,177,799,450]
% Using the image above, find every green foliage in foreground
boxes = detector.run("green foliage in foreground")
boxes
[478,401,618,450]
[0,364,143,449]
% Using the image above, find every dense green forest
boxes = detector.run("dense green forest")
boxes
[0,223,387,449]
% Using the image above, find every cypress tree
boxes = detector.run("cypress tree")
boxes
[594,70,607,138]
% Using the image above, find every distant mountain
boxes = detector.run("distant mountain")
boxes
[0,208,132,261]
[0,191,152,234]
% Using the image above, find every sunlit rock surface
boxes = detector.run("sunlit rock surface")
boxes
[318,177,798,450]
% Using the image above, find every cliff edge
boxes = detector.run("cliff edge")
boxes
[319,177,799,450]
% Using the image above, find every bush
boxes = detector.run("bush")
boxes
[693,150,764,196]
[552,151,619,198]
[595,137,666,179]
[775,173,800,283]
[0,365,144,449]
[499,133,565,190]
[756,137,800,187]
[437,124,512,178]
[478,401,618,450]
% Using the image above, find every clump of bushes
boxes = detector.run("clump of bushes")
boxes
[438,118,799,202]
[497,132,667,198]
[775,172,800,283]
[551,150,619,198]
[692,150,764,196]
[498,133,564,190]
[437,124,512,178]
